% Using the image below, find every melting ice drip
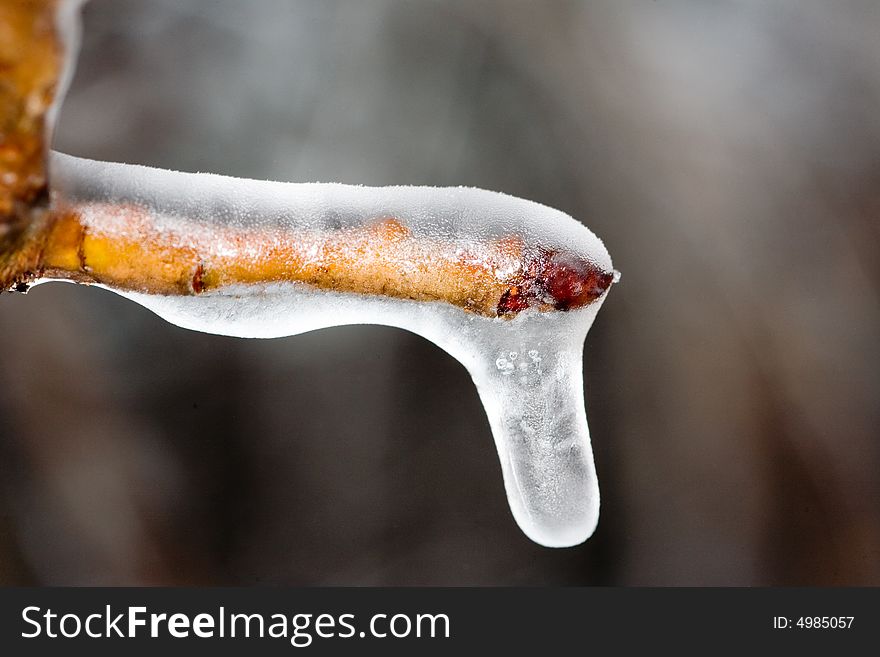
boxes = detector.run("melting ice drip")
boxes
[28,0,615,548]
[42,154,614,548]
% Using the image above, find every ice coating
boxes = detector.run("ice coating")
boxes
[3,0,615,547]
[42,154,612,318]
[39,153,614,547]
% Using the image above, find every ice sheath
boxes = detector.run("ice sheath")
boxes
[4,0,615,547]
[49,153,613,547]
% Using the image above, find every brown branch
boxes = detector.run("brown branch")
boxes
[0,0,613,317]
[0,0,62,290]
[39,201,612,317]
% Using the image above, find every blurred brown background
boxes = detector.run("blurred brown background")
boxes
[1,0,878,585]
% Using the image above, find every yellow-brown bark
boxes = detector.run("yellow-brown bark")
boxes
[1,0,613,316]
[0,0,62,289]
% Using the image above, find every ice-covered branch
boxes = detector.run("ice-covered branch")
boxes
[0,0,616,547]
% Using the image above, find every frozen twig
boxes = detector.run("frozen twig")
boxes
[0,0,617,547]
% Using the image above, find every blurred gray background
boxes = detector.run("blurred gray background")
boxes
[1,0,878,585]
